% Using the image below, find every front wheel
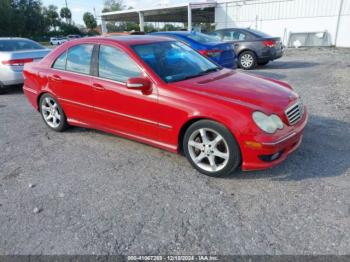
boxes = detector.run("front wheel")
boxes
[183,120,241,177]
[39,93,68,132]
[238,51,257,70]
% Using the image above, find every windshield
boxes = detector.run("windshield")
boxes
[187,32,220,43]
[132,41,221,83]
[0,39,45,52]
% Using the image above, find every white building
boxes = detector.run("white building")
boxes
[101,0,350,47]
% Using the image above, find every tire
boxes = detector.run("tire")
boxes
[183,120,241,177]
[0,89,7,95]
[238,51,257,70]
[39,93,68,132]
[258,61,269,66]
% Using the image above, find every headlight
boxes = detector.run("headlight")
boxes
[252,112,284,134]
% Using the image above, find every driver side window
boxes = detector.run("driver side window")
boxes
[98,45,142,83]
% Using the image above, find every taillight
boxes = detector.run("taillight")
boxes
[199,49,222,58]
[263,40,276,47]
[2,58,34,66]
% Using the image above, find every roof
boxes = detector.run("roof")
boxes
[76,35,175,46]
[101,2,216,23]
[153,31,190,36]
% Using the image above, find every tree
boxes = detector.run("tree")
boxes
[60,22,81,35]
[60,7,72,24]
[102,0,125,12]
[83,12,97,31]
[0,0,15,36]
[0,0,48,38]
[43,5,60,31]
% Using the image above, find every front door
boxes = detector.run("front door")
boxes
[91,44,160,141]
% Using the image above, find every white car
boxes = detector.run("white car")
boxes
[0,38,51,94]
[50,37,68,45]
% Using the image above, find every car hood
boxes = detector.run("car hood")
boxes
[178,69,299,113]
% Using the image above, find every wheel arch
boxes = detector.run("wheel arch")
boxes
[36,91,57,111]
[177,116,242,155]
[238,49,257,58]
[36,92,47,111]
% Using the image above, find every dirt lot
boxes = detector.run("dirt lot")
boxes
[0,48,349,255]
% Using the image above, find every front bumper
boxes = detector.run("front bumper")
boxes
[241,108,308,171]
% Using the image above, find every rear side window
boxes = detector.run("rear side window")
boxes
[66,44,94,75]
[52,51,67,70]
[223,31,247,41]
[98,45,141,83]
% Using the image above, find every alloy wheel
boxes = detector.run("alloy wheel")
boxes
[241,54,254,68]
[187,128,230,172]
[41,97,61,128]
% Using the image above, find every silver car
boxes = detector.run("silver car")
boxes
[0,38,51,94]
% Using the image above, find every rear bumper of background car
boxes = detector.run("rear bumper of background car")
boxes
[241,108,308,171]
[0,66,24,87]
[258,47,284,62]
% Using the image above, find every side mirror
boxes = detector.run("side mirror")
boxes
[126,77,152,92]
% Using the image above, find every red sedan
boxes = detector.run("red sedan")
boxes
[23,36,308,177]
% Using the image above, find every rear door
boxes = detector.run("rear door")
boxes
[49,44,95,125]
[91,44,160,141]
[222,29,250,53]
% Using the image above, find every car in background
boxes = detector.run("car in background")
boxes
[151,31,237,69]
[0,38,51,94]
[50,37,68,45]
[67,35,81,40]
[22,36,307,177]
[209,28,283,70]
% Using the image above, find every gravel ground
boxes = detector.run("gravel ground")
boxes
[0,48,349,255]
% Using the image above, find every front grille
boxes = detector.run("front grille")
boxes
[285,100,304,125]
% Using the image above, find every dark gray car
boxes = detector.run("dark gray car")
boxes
[209,28,283,70]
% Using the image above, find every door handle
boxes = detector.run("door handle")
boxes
[50,74,61,81]
[92,83,105,91]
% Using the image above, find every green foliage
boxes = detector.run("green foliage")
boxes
[106,22,140,32]
[162,24,183,31]
[0,1,100,40]
[102,0,125,12]
[60,22,81,35]
[43,5,60,31]
[83,12,97,31]
[0,0,48,38]
[60,7,72,23]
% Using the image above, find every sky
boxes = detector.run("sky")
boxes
[42,0,198,25]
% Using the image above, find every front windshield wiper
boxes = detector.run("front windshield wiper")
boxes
[182,67,222,81]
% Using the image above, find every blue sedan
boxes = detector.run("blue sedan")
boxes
[151,31,237,69]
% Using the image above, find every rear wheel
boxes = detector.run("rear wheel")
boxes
[238,51,257,70]
[183,120,241,177]
[39,94,68,132]
[0,89,7,95]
